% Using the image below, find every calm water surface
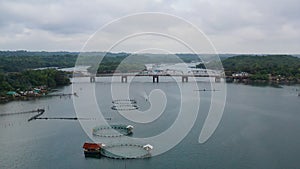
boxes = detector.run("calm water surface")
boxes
[0,78,300,169]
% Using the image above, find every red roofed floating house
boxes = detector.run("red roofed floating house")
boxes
[82,143,105,158]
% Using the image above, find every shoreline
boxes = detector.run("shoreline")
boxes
[0,85,74,104]
[226,78,300,86]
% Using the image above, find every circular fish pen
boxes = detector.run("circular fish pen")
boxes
[112,99,137,104]
[111,105,139,111]
[111,99,139,111]
[101,143,152,159]
[93,125,134,137]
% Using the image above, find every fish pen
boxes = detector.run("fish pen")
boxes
[111,99,139,111]
[111,105,139,111]
[92,125,134,137]
[112,99,137,104]
[83,142,153,159]
[100,143,153,159]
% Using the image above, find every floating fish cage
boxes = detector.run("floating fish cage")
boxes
[112,99,137,104]
[100,143,153,159]
[111,105,139,111]
[83,142,153,159]
[93,125,134,137]
[111,99,139,111]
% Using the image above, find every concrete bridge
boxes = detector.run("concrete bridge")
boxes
[89,73,223,83]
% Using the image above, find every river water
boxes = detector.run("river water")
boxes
[0,77,300,169]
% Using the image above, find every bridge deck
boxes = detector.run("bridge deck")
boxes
[95,73,222,77]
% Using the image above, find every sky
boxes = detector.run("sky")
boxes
[0,0,299,54]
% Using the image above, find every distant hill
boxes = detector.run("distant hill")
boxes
[1,51,299,75]
[0,51,78,72]
[0,51,223,72]
[222,55,300,80]
[293,54,300,58]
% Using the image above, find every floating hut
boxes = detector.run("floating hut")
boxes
[143,144,154,152]
[82,143,105,158]
[126,125,134,133]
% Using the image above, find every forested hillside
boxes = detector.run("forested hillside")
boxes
[222,55,300,80]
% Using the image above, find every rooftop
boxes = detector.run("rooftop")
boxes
[83,143,101,149]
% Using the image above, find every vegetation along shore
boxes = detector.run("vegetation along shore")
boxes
[1,51,299,103]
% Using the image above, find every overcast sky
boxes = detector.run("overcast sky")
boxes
[0,0,299,54]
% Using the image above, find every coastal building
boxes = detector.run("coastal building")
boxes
[232,72,249,77]
[144,63,222,76]
[6,91,19,97]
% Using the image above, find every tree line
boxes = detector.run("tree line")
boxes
[0,69,71,96]
[221,55,300,81]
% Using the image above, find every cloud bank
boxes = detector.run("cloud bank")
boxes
[0,0,299,53]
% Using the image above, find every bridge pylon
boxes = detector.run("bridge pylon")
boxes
[182,76,188,82]
[121,76,128,83]
[153,75,159,83]
[90,76,96,83]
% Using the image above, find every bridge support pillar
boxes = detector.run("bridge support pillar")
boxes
[182,76,188,83]
[121,76,128,83]
[153,75,159,83]
[90,76,96,83]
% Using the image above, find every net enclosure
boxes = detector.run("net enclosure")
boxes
[93,124,134,137]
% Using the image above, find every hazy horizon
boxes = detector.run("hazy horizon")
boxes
[1,50,300,56]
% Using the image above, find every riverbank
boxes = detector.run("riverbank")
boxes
[226,77,300,86]
[0,69,72,103]
[0,88,76,104]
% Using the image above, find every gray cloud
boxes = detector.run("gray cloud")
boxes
[0,0,299,53]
